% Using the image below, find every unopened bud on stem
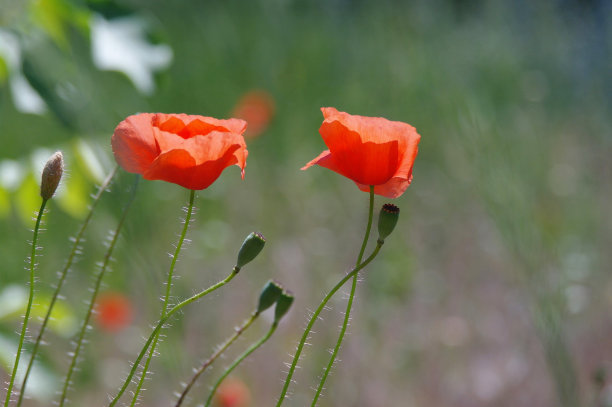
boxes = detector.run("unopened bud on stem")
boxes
[377,203,400,242]
[236,232,266,269]
[40,151,64,200]
[274,290,294,324]
[256,280,283,313]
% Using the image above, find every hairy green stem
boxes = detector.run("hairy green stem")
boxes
[129,189,196,406]
[275,243,383,407]
[205,323,278,407]
[4,199,48,407]
[175,312,259,407]
[311,185,374,407]
[311,186,375,406]
[108,267,240,407]
[58,175,139,407]
[16,165,117,407]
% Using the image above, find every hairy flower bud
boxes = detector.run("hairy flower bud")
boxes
[236,232,266,269]
[274,290,294,324]
[377,203,400,242]
[40,151,64,200]
[257,280,283,314]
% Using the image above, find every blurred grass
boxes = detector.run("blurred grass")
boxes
[0,0,611,406]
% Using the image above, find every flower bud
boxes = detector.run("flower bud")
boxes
[40,151,64,200]
[274,290,294,324]
[236,232,266,269]
[377,203,400,242]
[256,280,283,313]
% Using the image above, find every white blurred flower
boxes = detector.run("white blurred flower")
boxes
[0,29,47,114]
[91,14,173,95]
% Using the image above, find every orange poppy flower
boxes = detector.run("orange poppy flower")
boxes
[215,377,251,407]
[232,90,275,139]
[95,292,133,333]
[112,113,248,190]
[302,107,421,198]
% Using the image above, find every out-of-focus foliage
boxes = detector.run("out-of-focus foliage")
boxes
[0,0,610,406]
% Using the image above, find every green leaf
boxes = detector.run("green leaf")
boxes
[0,285,78,337]
[0,186,10,218]
[0,333,58,400]
[29,0,91,49]
[55,159,89,219]
[14,173,41,225]
[0,56,8,84]
[74,139,107,184]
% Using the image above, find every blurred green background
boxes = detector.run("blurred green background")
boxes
[0,0,611,406]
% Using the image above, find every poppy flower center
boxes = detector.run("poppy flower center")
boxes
[153,115,231,139]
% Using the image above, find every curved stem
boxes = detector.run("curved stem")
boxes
[58,175,138,407]
[275,243,383,407]
[311,186,375,406]
[16,166,117,407]
[356,186,375,266]
[175,312,259,407]
[3,199,47,407]
[108,268,240,405]
[129,189,196,407]
[205,323,278,407]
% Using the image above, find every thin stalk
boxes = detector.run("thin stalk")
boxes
[275,243,383,407]
[58,175,139,407]
[16,165,117,407]
[311,185,374,407]
[175,312,259,407]
[311,186,375,406]
[108,268,240,407]
[205,323,278,407]
[129,189,196,407]
[356,186,375,266]
[4,199,48,407]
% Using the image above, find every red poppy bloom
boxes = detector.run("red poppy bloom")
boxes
[95,292,133,333]
[232,90,275,139]
[302,107,421,198]
[112,113,248,190]
[215,377,251,407]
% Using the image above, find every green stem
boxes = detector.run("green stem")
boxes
[3,199,47,407]
[356,186,375,266]
[16,166,117,407]
[275,243,384,407]
[205,323,278,407]
[175,312,259,407]
[129,189,196,407]
[58,175,139,407]
[108,268,239,407]
[311,186,375,406]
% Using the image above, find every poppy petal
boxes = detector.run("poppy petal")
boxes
[111,113,159,174]
[355,171,413,199]
[322,107,416,145]
[143,145,242,190]
[143,131,247,190]
[319,120,399,185]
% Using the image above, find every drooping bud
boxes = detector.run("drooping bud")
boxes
[256,280,283,314]
[377,203,400,242]
[274,290,294,324]
[40,151,64,200]
[236,232,266,269]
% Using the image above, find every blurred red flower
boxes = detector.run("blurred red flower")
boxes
[112,113,248,190]
[96,292,133,333]
[232,90,275,139]
[215,377,251,407]
[302,107,421,198]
